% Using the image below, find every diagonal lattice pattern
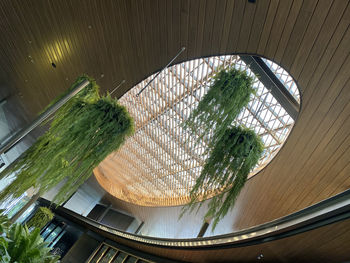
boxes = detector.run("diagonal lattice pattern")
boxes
[95,55,299,206]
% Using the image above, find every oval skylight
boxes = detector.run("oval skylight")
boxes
[95,55,300,206]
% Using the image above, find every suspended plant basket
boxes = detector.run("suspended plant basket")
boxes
[0,76,134,205]
[183,126,263,229]
[181,67,263,230]
[26,207,54,230]
[184,67,255,147]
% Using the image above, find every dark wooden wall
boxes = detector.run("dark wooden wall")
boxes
[0,0,349,260]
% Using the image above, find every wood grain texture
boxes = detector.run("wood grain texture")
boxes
[0,0,349,259]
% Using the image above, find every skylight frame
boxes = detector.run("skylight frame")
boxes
[96,55,300,206]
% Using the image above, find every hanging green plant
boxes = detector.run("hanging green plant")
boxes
[0,209,9,234]
[183,126,263,229]
[26,207,54,230]
[181,67,263,230]
[0,76,134,205]
[38,75,100,116]
[183,67,254,146]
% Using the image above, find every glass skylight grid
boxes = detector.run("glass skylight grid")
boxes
[262,58,300,103]
[96,55,299,206]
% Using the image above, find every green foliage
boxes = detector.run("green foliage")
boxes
[26,207,54,230]
[0,76,134,205]
[38,75,100,116]
[181,67,263,230]
[0,223,59,263]
[0,209,10,234]
[183,127,263,229]
[184,68,254,147]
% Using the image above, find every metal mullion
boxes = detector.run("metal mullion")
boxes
[263,99,287,142]
[96,245,109,263]
[86,243,104,263]
[48,224,66,247]
[108,250,120,263]
[246,104,281,145]
[43,224,59,241]
[240,55,299,120]
[263,95,288,127]
[260,98,276,132]
[41,222,54,237]
[250,92,284,143]
[259,124,293,138]
[120,254,129,263]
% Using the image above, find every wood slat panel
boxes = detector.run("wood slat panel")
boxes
[0,2,348,258]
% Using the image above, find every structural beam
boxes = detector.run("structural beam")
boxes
[240,56,299,120]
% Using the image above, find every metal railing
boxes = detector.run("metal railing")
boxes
[0,79,90,155]
[50,188,350,249]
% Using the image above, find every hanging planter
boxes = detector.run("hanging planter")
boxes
[26,207,54,230]
[181,67,263,229]
[0,76,134,205]
[183,126,263,229]
[184,67,255,146]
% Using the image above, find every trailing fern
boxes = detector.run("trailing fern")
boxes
[184,67,254,147]
[26,207,54,230]
[183,127,263,229]
[181,67,263,230]
[0,76,134,205]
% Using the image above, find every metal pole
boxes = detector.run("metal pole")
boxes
[136,47,186,97]
[0,79,90,155]
[240,56,299,120]
[110,80,126,95]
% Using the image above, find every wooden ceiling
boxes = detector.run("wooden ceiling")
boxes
[95,55,298,207]
[1,0,349,248]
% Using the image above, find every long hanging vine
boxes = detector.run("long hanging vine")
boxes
[0,76,134,205]
[184,67,255,147]
[182,67,264,230]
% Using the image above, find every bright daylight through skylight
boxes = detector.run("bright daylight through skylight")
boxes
[95,55,300,206]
